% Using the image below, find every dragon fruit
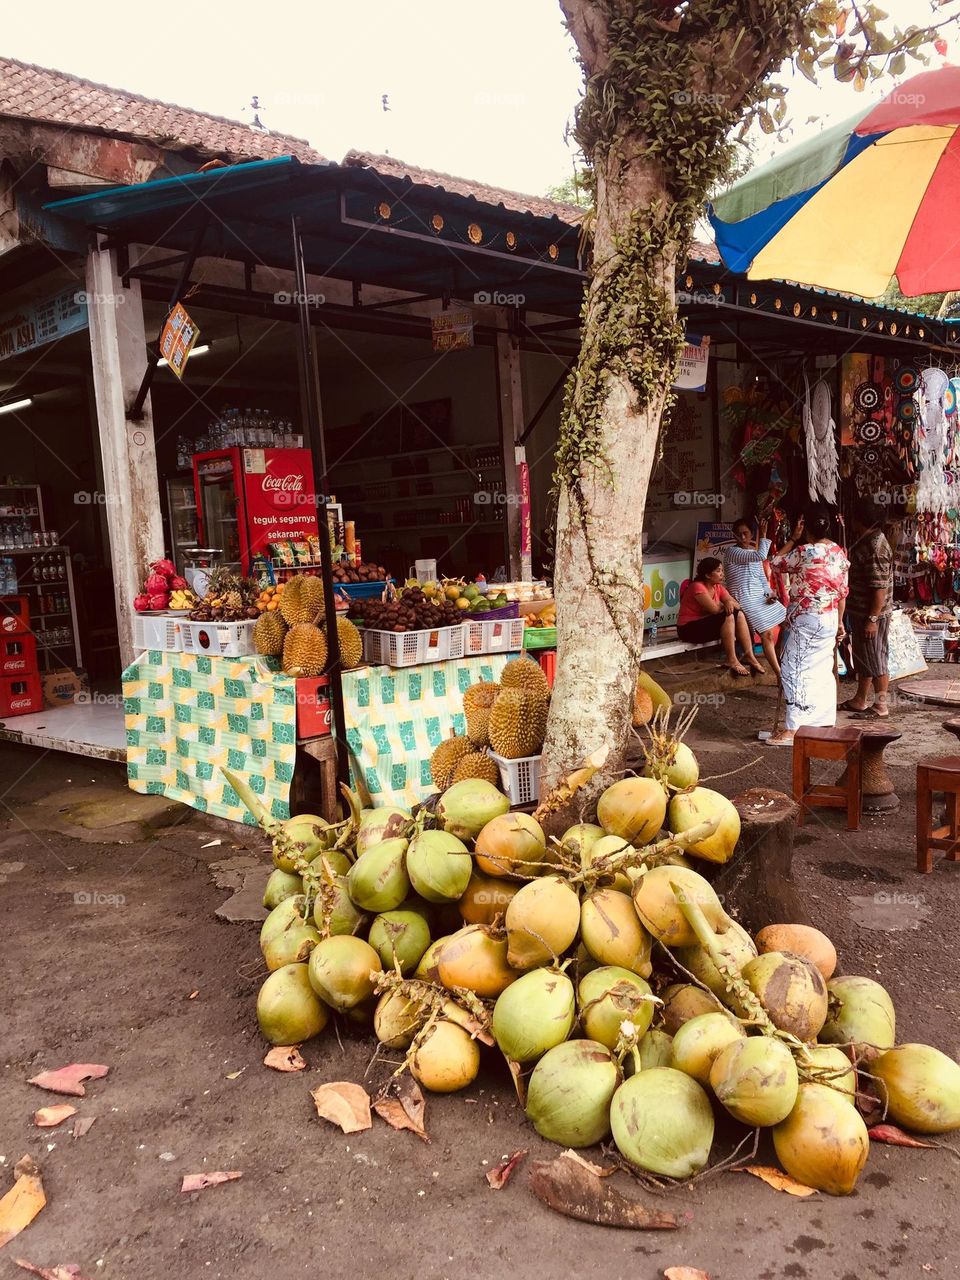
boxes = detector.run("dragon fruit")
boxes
[170,575,188,590]
[145,571,168,594]
[147,591,170,611]
[133,593,151,613]
[151,559,177,579]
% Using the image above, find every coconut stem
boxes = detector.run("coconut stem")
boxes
[222,766,276,834]
[570,818,721,887]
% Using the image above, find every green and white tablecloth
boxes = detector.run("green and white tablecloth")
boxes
[123,650,510,822]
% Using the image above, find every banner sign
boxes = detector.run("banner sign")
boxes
[432,309,474,353]
[673,334,711,391]
[0,289,87,361]
[159,302,200,379]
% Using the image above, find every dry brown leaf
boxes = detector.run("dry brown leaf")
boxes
[33,1105,77,1129]
[311,1082,372,1134]
[504,1055,526,1108]
[458,1014,495,1048]
[486,1150,526,1189]
[373,1078,429,1143]
[264,1046,306,1073]
[180,1172,242,1193]
[14,1260,92,1280]
[741,1165,817,1197]
[0,1157,46,1248]
[71,1117,96,1140]
[664,1269,710,1280]
[868,1124,936,1149]
[528,1153,679,1230]
[27,1064,108,1098]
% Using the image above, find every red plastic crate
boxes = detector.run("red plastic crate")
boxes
[296,676,332,738]
[536,650,556,689]
[0,672,43,717]
[0,633,36,676]
[0,596,30,636]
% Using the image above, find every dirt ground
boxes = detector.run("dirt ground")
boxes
[2,680,960,1280]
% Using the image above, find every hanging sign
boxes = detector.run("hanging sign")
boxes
[516,446,532,580]
[673,334,711,391]
[0,288,87,361]
[159,302,200,379]
[432,308,474,353]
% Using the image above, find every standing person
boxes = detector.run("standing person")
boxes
[676,557,765,677]
[722,517,787,678]
[841,496,894,718]
[765,507,849,746]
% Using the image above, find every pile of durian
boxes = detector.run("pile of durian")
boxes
[430,656,550,790]
[255,574,364,677]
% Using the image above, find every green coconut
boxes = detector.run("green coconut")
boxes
[596,776,667,845]
[610,1068,715,1178]
[436,779,509,840]
[313,875,368,938]
[773,1083,869,1195]
[505,876,581,970]
[668,787,741,865]
[578,966,655,1050]
[346,838,410,913]
[800,1045,857,1103]
[356,806,412,854]
[580,888,653,977]
[872,1044,960,1134]
[644,740,700,792]
[710,1035,799,1126]
[819,975,896,1061]
[632,864,727,946]
[272,813,333,872]
[262,868,303,910]
[562,822,605,863]
[671,1012,746,1086]
[260,895,321,970]
[525,1039,621,1147]
[373,988,428,1049]
[307,935,382,1011]
[492,968,576,1064]
[406,829,473,903]
[414,935,451,981]
[660,983,725,1036]
[256,962,328,1045]
[637,1027,675,1070]
[739,952,828,1041]
[580,833,635,892]
[674,919,757,997]
[367,910,432,975]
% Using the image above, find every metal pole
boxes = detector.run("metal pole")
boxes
[291,213,349,787]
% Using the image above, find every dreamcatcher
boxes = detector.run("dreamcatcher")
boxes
[802,372,838,504]
[916,366,951,516]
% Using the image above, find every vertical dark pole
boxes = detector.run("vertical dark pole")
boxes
[291,214,349,787]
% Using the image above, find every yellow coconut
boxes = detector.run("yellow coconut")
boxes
[631,864,727,947]
[474,812,547,879]
[505,876,581,970]
[578,966,655,1049]
[458,872,522,925]
[580,888,653,978]
[819,975,896,1061]
[436,924,518,997]
[674,919,757,997]
[872,1044,960,1134]
[411,1019,481,1093]
[414,934,453,981]
[755,924,837,980]
[668,787,741,864]
[739,952,828,1041]
[800,1045,857,1103]
[596,776,667,845]
[581,833,635,893]
[671,1012,745,1086]
[773,1083,870,1195]
[710,1035,799,1126]
[660,983,725,1036]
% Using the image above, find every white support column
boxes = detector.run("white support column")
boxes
[86,243,164,668]
[495,316,526,580]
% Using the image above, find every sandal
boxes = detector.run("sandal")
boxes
[838,697,870,713]
[765,733,795,747]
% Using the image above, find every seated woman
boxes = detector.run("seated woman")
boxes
[722,517,787,679]
[676,557,765,677]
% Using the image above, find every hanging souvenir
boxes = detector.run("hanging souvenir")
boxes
[895,364,920,394]
[802,372,839,505]
[853,381,883,413]
[855,419,883,445]
[861,445,882,467]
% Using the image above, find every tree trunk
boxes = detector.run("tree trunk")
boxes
[711,788,809,932]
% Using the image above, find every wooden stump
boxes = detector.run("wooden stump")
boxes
[710,787,809,932]
[289,737,340,822]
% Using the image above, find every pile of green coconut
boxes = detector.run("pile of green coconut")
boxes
[223,724,960,1198]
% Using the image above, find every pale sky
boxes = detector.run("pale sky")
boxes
[1,0,953,199]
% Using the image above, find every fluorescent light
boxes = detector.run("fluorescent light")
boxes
[0,397,32,415]
[158,343,211,369]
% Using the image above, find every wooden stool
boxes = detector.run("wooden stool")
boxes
[916,754,960,874]
[943,718,960,745]
[792,726,863,830]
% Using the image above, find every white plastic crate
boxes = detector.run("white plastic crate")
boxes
[489,750,542,805]
[914,629,947,661]
[133,614,182,653]
[464,616,525,656]
[180,619,257,657]
[361,623,466,668]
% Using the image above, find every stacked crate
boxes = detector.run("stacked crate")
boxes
[0,596,42,715]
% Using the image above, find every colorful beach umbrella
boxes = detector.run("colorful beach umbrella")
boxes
[709,67,960,298]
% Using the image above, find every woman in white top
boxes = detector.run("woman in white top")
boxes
[722,517,787,678]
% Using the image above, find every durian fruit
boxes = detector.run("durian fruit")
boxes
[499,656,550,700]
[430,735,474,789]
[451,751,501,786]
[282,623,328,677]
[255,610,287,657]
[280,575,325,626]
[463,681,499,746]
[336,616,363,669]
[488,687,548,759]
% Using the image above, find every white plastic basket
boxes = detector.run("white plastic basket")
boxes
[133,614,182,652]
[180,619,257,657]
[489,750,542,805]
[464,616,526,656]
[914,629,947,661]
[361,623,466,668]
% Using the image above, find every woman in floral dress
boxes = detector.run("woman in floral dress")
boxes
[766,509,849,746]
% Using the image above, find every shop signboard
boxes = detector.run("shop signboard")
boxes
[241,447,321,560]
[159,301,199,379]
[693,520,735,574]
[642,553,690,628]
[673,334,710,391]
[431,308,474,352]
[0,288,87,361]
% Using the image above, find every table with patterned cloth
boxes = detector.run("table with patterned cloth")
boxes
[123,650,511,822]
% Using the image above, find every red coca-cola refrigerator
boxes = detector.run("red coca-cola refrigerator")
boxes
[193,448,320,574]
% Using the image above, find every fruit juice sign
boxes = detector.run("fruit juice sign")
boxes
[159,302,199,379]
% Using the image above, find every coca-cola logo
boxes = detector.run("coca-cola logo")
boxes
[10,696,33,710]
[261,473,304,493]
[3,659,26,671]
[1,617,20,632]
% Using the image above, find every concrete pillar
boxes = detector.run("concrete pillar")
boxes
[85,243,164,668]
[495,315,527,580]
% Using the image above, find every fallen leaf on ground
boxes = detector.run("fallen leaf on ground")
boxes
[0,1157,46,1248]
[868,1124,936,1149]
[33,1106,77,1129]
[27,1065,108,1098]
[528,1153,679,1230]
[180,1172,242,1193]
[187,991,199,1000]
[741,1165,817,1197]
[561,1149,615,1178]
[664,1268,710,1280]
[264,1046,306,1073]
[200,839,222,848]
[225,1070,244,1080]
[14,1260,91,1280]
[311,1082,371,1134]
[486,1150,526,1189]
[71,1118,96,1139]
[373,1078,428,1143]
